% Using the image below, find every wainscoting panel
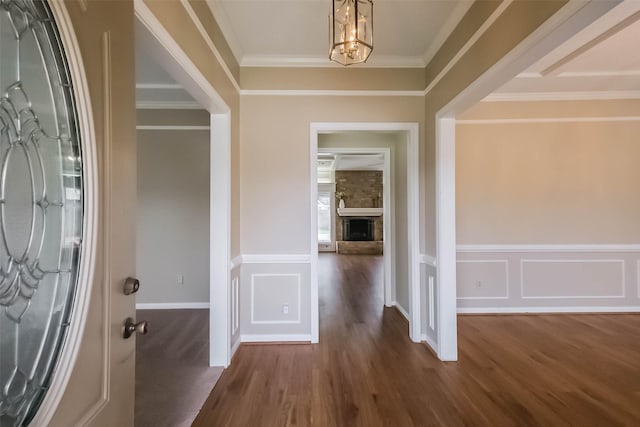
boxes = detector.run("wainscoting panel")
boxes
[230,267,241,359]
[457,260,509,299]
[250,274,301,324]
[456,246,640,313]
[231,277,239,334]
[419,259,438,352]
[239,259,311,338]
[521,259,624,299]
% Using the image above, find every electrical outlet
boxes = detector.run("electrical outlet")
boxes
[282,304,289,315]
[177,275,184,285]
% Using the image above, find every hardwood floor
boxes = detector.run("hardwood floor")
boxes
[193,254,640,426]
[135,309,223,427]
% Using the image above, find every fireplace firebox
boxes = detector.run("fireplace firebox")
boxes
[343,217,374,241]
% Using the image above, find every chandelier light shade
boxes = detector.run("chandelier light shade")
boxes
[329,0,373,66]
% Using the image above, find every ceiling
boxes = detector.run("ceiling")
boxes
[206,0,473,67]
[134,1,640,106]
[489,2,640,99]
[135,21,199,108]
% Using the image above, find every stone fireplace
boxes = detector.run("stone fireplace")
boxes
[335,170,383,255]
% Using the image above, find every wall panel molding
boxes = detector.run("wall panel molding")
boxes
[457,260,509,300]
[456,247,640,312]
[520,259,625,299]
[250,273,301,324]
[638,260,640,298]
[231,277,239,334]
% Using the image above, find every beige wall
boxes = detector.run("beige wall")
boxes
[241,96,424,253]
[456,120,640,243]
[423,0,570,254]
[136,129,210,304]
[142,0,241,258]
[455,101,640,311]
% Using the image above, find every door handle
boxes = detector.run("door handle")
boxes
[123,317,148,339]
[123,277,140,295]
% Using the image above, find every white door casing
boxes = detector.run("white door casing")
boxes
[133,0,233,368]
[310,123,420,344]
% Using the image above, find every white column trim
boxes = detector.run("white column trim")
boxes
[435,117,458,361]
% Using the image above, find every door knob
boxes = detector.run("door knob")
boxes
[123,317,148,339]
[123,277,140,295]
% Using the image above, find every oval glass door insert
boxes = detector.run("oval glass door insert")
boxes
[0,0,84,425]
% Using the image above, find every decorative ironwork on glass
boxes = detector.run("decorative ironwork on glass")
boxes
[0,0,84,425]
[329,0,373,66]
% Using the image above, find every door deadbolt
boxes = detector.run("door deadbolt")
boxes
[123,317,148,339]
[123,277,140,295]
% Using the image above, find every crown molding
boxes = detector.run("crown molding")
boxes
[557,70,640,78]
[181,0,241,92]
[239,89,424,97]
[457,116,640,125]
[135,83,182,89]
[204,0,244,63]
[483,90,640,102]
[424,0,513,96]
[136,125,210,131]
[136,100,203,110]
[240,54,427,68]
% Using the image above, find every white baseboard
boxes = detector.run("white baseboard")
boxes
[392,302,410,321]
[241,254,311,264]
[421,333,439,354]
[240,334,312,343]
[136,302,210,310]
[230,335,241,360]
[457,306,640,314]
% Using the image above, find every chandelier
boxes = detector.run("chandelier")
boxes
[329,0,373,66]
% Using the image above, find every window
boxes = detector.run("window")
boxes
[317,192,332,243]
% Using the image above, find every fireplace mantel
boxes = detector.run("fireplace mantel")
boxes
[337,208,383,217]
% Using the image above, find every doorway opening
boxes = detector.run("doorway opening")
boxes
[133,2,232,425]
[310,124,420,343]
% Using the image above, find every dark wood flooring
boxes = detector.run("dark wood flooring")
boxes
[135,309,222,427]
[193,253,640,426]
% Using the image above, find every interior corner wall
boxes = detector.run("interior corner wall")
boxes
[239,96,424,338]
[455,117,640,311]
[136,128,210,304]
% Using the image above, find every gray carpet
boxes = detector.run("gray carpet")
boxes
[135,309,223,427]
